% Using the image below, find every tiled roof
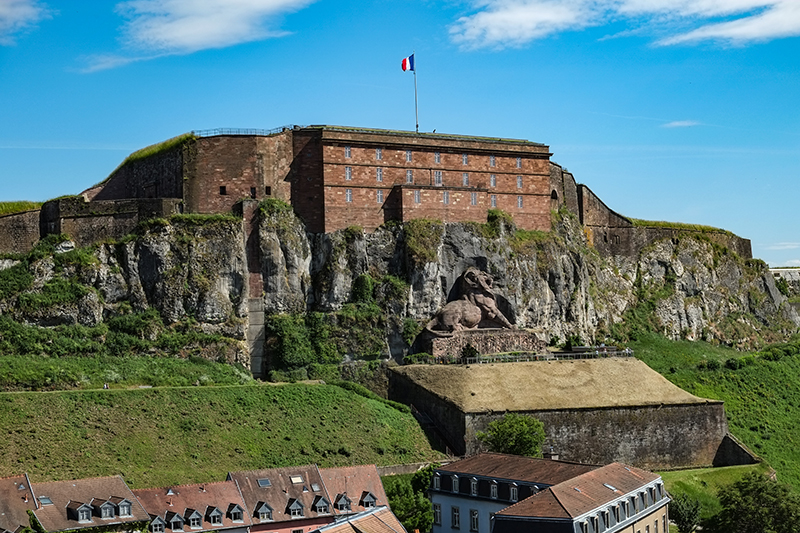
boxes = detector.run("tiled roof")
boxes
[0,475,36,533]
[31,476,149,533]
[132,480,251,532]
[498,463,660,519]
[314,507,406,533]
[318,465,388,515]
[437,454,597,486]
[228,464,332,525]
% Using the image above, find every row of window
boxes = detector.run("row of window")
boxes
[344,145,524,168]
[218,186,272,197]
[70,501,134,523]
[432,505,480,532]
[433,475,520,502]
[150,506,242,533]
[578,484,665,533]
[344,168,526,189]
[343,190,524,208]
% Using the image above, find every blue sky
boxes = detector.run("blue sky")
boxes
[1,0,798,266]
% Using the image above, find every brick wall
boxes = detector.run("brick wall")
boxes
[89,145,184,201]
[291,130,326,232]
[0,210,40,254]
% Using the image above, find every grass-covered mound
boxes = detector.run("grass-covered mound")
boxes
[633,332,800,488]
[0,383,442,487]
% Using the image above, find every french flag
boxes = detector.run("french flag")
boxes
[401,54,415,72]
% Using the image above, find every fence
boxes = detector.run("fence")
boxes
[407,348,635,365]
[192,125,307,138]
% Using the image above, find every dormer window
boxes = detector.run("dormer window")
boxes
[151,520,165,533]
[255,502,272,521]
[185,510,202,529]
[360,492,377,509]
[206,507,222,526]
[170,515,184,531]
[452,475,459,493]
[101,504,114,519]
[228,504,244,522]
[470,478,478,496]
[335,494,351,511]
[490,482,498,499]
[314,496,330,514]
[79,508,91,523]
[510,484,518,502]
[288,499,304,518]
[433,475,441,490]
[119,502,132,517]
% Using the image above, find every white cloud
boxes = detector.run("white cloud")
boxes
[661,120,700,128]
[766,243,800,251]
[115,0,317,54]
[786,259,800,266]
[0,0,49,44]
[450,0,800,48]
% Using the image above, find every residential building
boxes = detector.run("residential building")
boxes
[30,476,150,533]
[430,454,598,533]
[309,506,406,533]
[132,480,251,533]
[316,465,389,516]
[0,474,36,533]
[492,462,669,533]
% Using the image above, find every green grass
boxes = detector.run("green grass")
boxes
[659,463,772,520]
[629,218,734,236]
[0,383,442,487]
[633,332,800,488]
[0,201,42,216]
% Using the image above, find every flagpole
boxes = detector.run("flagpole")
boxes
[413,52,419,134]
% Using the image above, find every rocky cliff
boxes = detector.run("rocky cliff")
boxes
[0,206,796,373]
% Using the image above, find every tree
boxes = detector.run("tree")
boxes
[383,465,438,533]
[708,472,800,533]
[476,413,545,457]
[670,493,701,533]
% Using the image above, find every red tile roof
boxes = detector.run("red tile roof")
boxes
[31,476,149,533]
[314,507,406,533]
[318,465,388,515]
[132,480,251,533]
[437,454,598,486]
[498,463,660,519]
[0,474,36,533]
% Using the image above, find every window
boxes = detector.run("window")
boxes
[462,153,468,165]
[78,508,91,522]
[171,519,183,531]
[603,510,610,527]
[376,168,383,182]
[434,170,443,186]
[662,516,667,532]
[377,190,384,203]
[443,191,450,205]
[406,150,413,162]
[345,145,351,158]
[219,186,227,195]
[119,503,132,517]
[414,190,421,204]
[260,510,272,521]
[345,166,352,180]
[470,478,478,496]
[516,175,523,188]
[452,476,459,493]
[580,522,588,533]
[152,522,164,533]
[462,173,469,186]
[614,505,620,523]
[345,189,353,202]
[39,497,53,506]
[250,187,257,199]
[433,475,441,490]
[210,513,222,526]
[490,155,496,167]
[290,507,303,518]
[452,507,460,529]
[361,493,377,509]
[315,501,329,514]
[490,174,496,187]
[231,509,243,522]
[435,152,441,163]
[649,487,656,504]
[335,496,351,511]
[406,170,413,183]
[102,506,114,519]
[471,192,477,206]
[433,504,441,525]
[490,195,497,208]
[510,485,518,502]
[490,483,498,499]
[591,517,599,532]
[654,520,658,533]
[293,529,303,533]
[265,186,272,196]
[376,148,382,160]
[646,526,650,533]
[516,156,522,168]
[190,516,201,528]
[517,196,523,208]
[470,510,478,532]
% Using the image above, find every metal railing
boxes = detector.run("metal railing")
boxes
[408,348,635,366]
[192,125,306,138]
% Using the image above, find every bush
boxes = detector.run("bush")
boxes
[352,274,376,304]
[0,261,33,299]
[671,493,701,533]
[477,413,545,457]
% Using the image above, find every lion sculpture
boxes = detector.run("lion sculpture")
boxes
[426,267,514,334]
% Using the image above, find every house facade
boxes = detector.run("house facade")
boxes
[430,454,598,533]
[0,474,36,533]
[492,463,669,533]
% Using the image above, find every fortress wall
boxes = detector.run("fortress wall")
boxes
[0,210,40,254]
[91,144,185,202]
[466,402,730,470]
[549,163,579,217]
[388,370,467,455]
[632,226,752,260]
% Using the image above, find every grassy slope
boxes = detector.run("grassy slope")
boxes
[632,333,800,487]
[0,383,442,488]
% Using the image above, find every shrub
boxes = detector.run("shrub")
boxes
[477,413,545,457]
[352,274,376,304]
[0,261,33,299]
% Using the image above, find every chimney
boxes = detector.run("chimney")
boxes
[543,446,559,461]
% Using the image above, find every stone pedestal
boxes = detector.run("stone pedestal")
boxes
[423,329,545,360]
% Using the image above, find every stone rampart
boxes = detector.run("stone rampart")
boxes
[426,329,545,359]
[0,210,40,254]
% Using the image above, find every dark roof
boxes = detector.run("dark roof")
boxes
[303,125,545,147]
[228,464,331,524]
[0,475,36,533]
[31,476,149,532]
[132,480,251,532]
[313,506,406,533]
[317,465,388,515]
[498,463,661,519]
[436,454,598,486]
